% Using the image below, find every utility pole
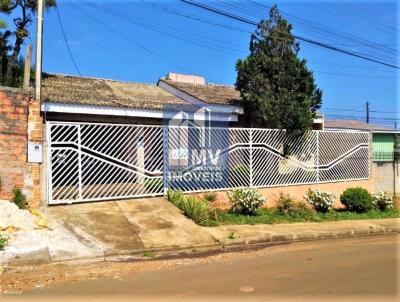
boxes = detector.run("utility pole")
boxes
[23,44,32,90]
[366,101,370,124]
[35,0,43,101]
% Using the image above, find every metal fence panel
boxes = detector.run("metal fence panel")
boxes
[48,122,370,204]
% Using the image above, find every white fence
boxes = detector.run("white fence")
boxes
[47,122,370,204]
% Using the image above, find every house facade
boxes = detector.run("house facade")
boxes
[0,73,374,207]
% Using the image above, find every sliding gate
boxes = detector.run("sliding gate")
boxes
[47,122,164,204]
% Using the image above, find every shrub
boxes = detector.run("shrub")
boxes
[228,188,265,215]
[304,189,336,213]
[12,187,27,209]
[275,193,315,217]
[180,196,210,226]
[0,233,8,250]
[340,187,374,213]
[167,189,184,207]
[373,191,393,211]
[276,193,297,214]
[295,201,315,215]
[144,178,163,192]
[203,192,217,203]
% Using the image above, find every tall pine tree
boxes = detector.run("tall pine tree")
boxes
[236,5,322,135]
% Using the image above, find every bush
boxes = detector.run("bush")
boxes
[275,193,315,217]
[276,193,297,214]
[373,191,393,211]
[304,189,336,213]
[203,192,217,203]
[167,190,213,226]
[228,188,265,215]
[167,189,184,207]
[180,196,210,226]
[12,187,27,209]
[0,233,8,250]
[340,187,374,213]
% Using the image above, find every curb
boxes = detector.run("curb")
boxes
[1,220,399,268]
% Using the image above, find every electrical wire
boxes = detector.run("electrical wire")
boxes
[55,5,83,76]
[244,0,398,56]
[84,1,246,55]
[66,2,200,77]
[178,0,399,69]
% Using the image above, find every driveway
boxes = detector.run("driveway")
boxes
[46,197,215,260]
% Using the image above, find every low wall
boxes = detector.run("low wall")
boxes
[199,179,373,209]
[0,87,42,207]
[372,161,399,196]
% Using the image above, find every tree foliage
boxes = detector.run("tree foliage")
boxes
[0,0,55,87]
[235,5,322,134]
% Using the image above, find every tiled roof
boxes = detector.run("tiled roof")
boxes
[42,74,187,110]
[325,119,397,132]
[159,78,241,105]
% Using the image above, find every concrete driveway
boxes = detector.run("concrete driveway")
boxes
[47,197,215,259]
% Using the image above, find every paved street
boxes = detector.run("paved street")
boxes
[5,234,398,302]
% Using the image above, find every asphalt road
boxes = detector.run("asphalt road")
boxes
[6,234,399,302]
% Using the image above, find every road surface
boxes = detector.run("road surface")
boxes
[4,234,399,302]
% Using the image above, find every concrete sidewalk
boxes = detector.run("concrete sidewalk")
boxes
[0,196,398,267]
[0,198,215,266]
[204,218,400,248]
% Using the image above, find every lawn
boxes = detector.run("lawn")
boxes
[215,208,400,225]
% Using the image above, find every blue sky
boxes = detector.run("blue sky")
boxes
[3,0,399,126]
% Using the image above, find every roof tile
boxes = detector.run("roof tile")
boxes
[42,74,187,110]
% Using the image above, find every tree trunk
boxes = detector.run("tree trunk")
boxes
[5,35,23,85]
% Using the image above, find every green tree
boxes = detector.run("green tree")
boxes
[0,0,56,86]
[235,5,322,135]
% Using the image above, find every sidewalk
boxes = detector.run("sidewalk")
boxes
[204,218,399,248]
[0,196,398,268]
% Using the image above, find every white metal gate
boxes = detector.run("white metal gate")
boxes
[47,122,370,204]
[47,122,164,204]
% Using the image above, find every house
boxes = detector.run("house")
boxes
[41,73,243,125]
[325,119,399,195]
[325,119,399,162]
[0,72,373,207]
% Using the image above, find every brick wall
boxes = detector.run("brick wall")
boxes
[0,87,42,208]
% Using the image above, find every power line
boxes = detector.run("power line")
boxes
[179,0,399,69]
[244,0,398,56]
[88,1,398,79]
[138,0,252,34]
[313,70,397,79]
[66,3,200,77]
[84,1,245,56]
[55,5,82,76]
[324,107,400,114]
[325,114,400,122]
[142,0,397,73]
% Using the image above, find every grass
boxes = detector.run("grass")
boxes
[0,233,8,250]
[215,208,400,225]
[143,251,156,258]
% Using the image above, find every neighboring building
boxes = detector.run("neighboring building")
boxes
[325,119,399,196]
